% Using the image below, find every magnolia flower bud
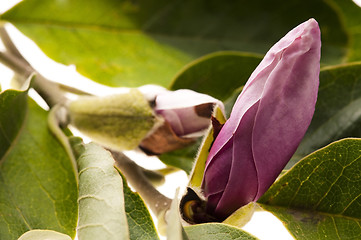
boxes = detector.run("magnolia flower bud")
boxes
[68,89,158,151]
[140,88,224,154]
[202,19,321,219]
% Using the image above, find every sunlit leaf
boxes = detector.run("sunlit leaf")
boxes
[2,0,356,87]
[184,223,258,240]
[0,90,77,240]
[259,138,361,240]
[18,229,71,240]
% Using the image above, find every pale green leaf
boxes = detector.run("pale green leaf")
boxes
[259,138,361,240]
[0,90,78,240]
[184,223,258,240]
[77,143,129,240]
[18,229,71,240]
[1,0,356,87]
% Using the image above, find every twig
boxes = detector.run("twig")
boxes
[0,27,23,59]
[0,48,66,107]
[111,150,172,217]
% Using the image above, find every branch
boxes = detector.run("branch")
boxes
[0,50,67,108]
[0,27,23,60]
[111,150,172,217]
[0,27,66,107]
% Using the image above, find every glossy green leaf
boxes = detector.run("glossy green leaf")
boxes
[170,51,262,100]
[0,90,78,240]
[119,171,160,240]
[2,0,357,87]
[184,223,258,240]
[294,63,361,161]
[18,230,71,240]
[258,138,361,240]
[77,143,129,240]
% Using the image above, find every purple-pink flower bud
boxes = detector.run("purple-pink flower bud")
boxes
[202,19,321,219]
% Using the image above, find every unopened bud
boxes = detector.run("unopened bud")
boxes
[68,89,158,151]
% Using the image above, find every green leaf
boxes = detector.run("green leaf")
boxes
[2,0,356,87]
[18,230,71,240]
[329,0,361,62]
[170,51,261,101]
[158,138,201,175]
[77,143,129,240]
[0,90,78,240]
[119,171,160,240]
[295,63,361,162]
[258,138,361,240]
[184,223,258,240]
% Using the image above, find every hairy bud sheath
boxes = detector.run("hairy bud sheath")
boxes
[68,89,157,151]
[202,19,321,219]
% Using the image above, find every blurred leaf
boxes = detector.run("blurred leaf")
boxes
[18,230,71,240]
[158,138,201,174]
[77,143,129,240]
[330,0,361,62]
[184,223,258,240]
[119,171,160,240]
[170,51,261,100]
[294,62,361,161]
[0,90,78,240]
[259,138,361,240]
[2,0,357,87]
[223,87,242,118]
